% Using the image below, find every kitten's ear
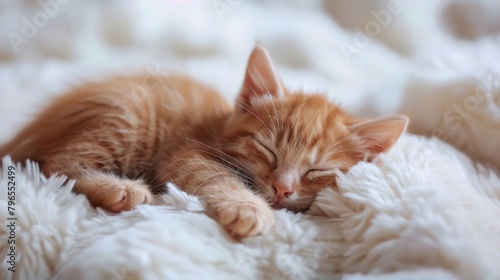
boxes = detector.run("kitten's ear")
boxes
[236,46,284,112]
[349,115,409,160]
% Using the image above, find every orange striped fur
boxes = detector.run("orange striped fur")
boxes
[0,46,408,238]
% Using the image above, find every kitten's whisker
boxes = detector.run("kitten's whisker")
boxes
[268,95,282,131]
[189,171,237,195]
[330,136,353,147]
[325,130,364,153]
[165,146,250,180]
[151,159,225,190]
[175,132,255,174]
[258,96,278,133]
[330,130,397,154]
[168,166,244,196]
[147,149,212,186]
[184,152,255,184]
[154,157,220,181]
[151,151,247,189]
[198,149,253,176]
[151,151,255,190]
[278,89,285,130]
[243,80,259,95]
[190,180,216,195]
[255,74,279,133]
[235,102,274,135]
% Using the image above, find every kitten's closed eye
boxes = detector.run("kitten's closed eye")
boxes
[253,139,277,165]
[304,169,337,185]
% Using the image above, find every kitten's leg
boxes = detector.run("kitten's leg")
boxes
[42,157,153,213]
[201,177,275,238]
[154,148,274,238]
[75,170,153,212]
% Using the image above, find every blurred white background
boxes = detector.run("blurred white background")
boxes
[2,3,500,279]
[1,0,500,165]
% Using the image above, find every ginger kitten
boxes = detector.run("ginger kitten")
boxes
[0,46,408,238]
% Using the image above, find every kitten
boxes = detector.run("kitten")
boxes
[0,46,408,238]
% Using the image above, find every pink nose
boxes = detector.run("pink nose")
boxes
[273,180,294,200]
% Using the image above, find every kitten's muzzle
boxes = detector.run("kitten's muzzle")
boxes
[273,180,294,203]
[272,168,298,201]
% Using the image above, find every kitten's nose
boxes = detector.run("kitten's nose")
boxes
[273,180,294,200]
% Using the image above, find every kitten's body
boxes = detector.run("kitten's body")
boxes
[3,75,231,191]
[0,46,408,238]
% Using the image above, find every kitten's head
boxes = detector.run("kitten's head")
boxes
[221,46,408,212]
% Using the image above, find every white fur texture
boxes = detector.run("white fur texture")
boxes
[1,134,500,279]
[1,0,500,279]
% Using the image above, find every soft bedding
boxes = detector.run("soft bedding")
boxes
[1,0,500,279]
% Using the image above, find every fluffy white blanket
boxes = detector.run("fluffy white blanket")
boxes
[2,135,500,279]
[1,0,500,279]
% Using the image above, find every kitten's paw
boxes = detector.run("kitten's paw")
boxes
[106,180,153,213]
[217,202,274,239]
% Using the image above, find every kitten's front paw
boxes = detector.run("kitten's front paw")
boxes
[105,180,153,213]
[217,202,274,239]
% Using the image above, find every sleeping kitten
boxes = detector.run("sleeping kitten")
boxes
[0,46,408,238]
